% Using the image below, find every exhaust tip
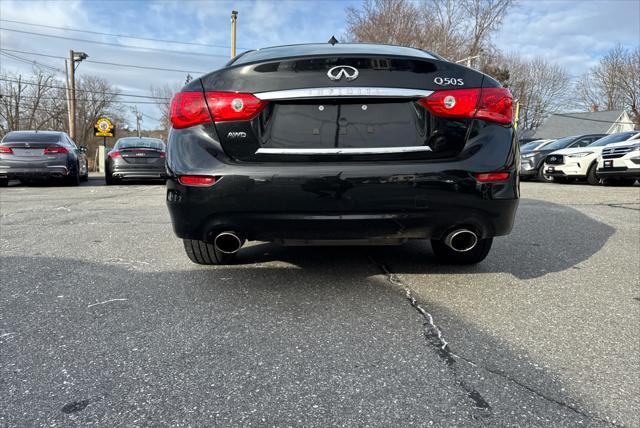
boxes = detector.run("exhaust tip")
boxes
[214,231,243,254]
[444,229,478,252]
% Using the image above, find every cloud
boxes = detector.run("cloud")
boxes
[494,0,640,75]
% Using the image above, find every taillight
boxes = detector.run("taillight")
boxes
[178,175,218,187]
[475,88,513,124]
[474,172,510,182]
[0,146,12,154]
[159,151,166,158]
[108,151,121,158]
[170,92,211,129]
[43,146,68,154]
[419,87,513,125]
[170,91,268,129]
[205,92,267,122]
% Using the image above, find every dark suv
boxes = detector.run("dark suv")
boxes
[165,43,519,265]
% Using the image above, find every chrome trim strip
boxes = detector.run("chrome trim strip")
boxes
[254,87,433,100]
[255,146,432,155]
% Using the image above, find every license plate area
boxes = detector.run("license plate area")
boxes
[265,101,424,149]
[12,149,44,157]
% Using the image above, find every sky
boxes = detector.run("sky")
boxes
[0,0,638,129]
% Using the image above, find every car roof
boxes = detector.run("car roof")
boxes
[117,137,164,142]
[6,130,63,135]
[229,43,439,66]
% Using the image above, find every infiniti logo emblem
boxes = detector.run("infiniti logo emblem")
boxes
[327,65,359,81]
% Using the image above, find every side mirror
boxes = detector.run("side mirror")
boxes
[78,146,88,153]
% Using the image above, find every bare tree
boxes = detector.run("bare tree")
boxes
[462,0,513,58]
[0,68,67,137]
[576,45,639,125]
[490,53,572,130]
[620,47,640,124]
[345,0,515,62]
[345,0,424,47]
[0,70,124,157]
[150,83,181,132]
[74,75,122,151]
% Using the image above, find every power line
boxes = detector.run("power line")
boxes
[0,27,230,59]
[0,51,62,73]
[0,104,69,115]
[0,94,165,105]
[0,77,170,100]
[140,111,162,122]
[0,18,250,51]
[0,48,206,74]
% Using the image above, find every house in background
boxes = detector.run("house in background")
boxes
[530,110,635,139]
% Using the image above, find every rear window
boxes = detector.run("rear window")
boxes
[543,136,578,151]
[2,133,61,143]
[589,132,639,147]
[231,43,436,66]
[115,138,165,150]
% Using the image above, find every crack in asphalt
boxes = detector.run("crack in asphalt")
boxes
[369,256,622,426]
[606,203,640,211]
[368,256,492,418]
[566,202,640,211]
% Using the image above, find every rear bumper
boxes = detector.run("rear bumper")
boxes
[0,164,69,179]
[108,157,167,180]
[166,170,519,242]
[166,123,519,243]
[110,166,167,179]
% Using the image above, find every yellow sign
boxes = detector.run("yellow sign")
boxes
[95,117,114,137]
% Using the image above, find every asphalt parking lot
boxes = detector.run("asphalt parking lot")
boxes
[1,178,639,427]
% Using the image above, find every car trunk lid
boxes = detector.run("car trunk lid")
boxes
[176,54,509,162]
[119,148,164,165]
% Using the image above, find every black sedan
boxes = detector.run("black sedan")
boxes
[520,134,605,182]
[165,42,519,265]
[105,137,167,185]
[0,130,88,186]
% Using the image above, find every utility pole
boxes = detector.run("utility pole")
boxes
[66,50,88,141]
[68,50,76,140]
[134,106,142,137]
[230,10,238,59]
[64,59,73,138]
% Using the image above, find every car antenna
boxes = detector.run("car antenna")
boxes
[328,36,338,45]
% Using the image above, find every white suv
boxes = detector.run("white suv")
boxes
[596,133,640,186]
[544,131,640,185]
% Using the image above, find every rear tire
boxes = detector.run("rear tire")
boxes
[81,162,89,182]
[105,172,118,185]
[430,237,493,265]
[67,167,80,186]
[0,178,8,187]
[183,239,238,265]
[586,163,599,185]
[537,164,554,182]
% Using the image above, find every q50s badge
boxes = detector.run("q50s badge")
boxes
[227,131,247,139]
[434,77,464,86]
